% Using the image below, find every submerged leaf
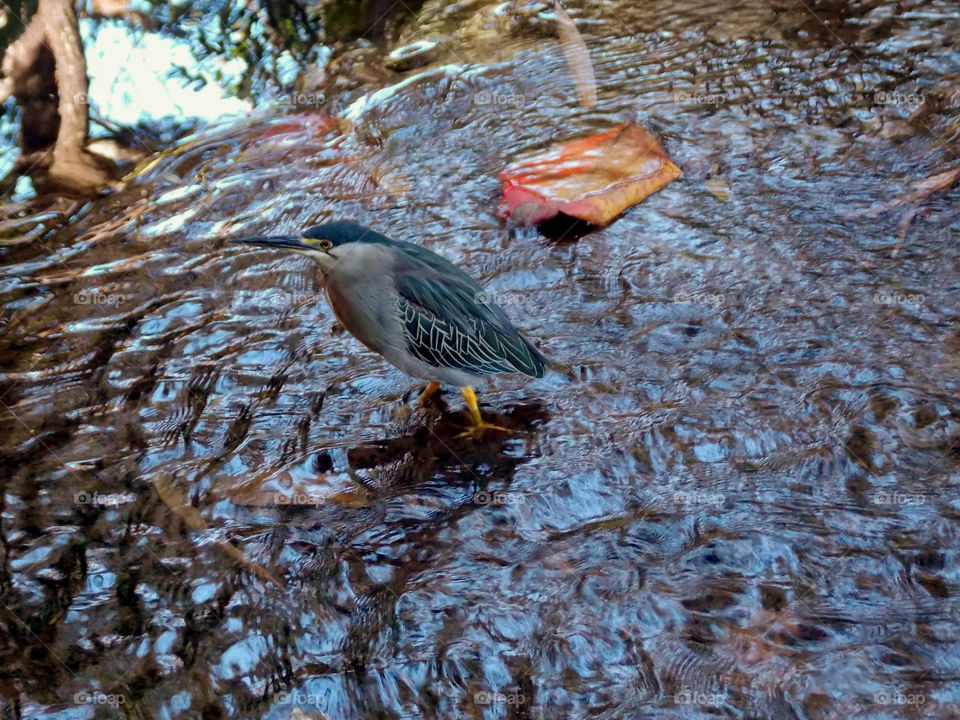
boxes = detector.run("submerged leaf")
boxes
[705,176,731,202]
[554,0,597,109]
[846,165,959,256]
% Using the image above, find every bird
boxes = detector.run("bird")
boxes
[231,221,546,436]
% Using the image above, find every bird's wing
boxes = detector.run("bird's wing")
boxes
[392,252,546,378]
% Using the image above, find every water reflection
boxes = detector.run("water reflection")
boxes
[2,0,960,718]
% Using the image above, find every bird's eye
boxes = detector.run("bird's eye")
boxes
[317,239,333,251]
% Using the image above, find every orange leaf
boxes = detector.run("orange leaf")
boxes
[498,124,682,226]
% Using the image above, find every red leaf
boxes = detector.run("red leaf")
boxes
[498,124,682,226]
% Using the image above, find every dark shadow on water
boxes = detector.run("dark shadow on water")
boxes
[260,399,548,685]
[535,213,602,243]
[347,398,549,496]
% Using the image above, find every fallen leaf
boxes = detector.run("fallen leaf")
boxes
[498,123,682,226]
[911,166,960,196]
[848,166,960,218]
[705,176,731,202]
[846,165,959,256]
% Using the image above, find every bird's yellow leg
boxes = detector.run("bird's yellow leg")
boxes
[457,386,510,437]
[418,380,442,407]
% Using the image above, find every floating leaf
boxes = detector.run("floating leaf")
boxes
[498,123,682,226]
[705,176,731,202]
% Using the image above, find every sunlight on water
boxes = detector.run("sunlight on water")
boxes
[1,0,959,718]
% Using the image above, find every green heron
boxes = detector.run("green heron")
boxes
[231,222,546,435]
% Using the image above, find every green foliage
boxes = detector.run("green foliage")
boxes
[134,0,325,100]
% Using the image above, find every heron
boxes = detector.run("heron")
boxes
[231,222,546,436]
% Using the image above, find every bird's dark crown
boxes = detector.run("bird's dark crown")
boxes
[302,222,392,247]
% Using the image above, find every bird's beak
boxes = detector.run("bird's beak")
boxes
[229,235,315,252]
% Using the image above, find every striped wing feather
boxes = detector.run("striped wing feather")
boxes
[392,246,545,378]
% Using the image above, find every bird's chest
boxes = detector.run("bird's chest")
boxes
[324,264,399,356]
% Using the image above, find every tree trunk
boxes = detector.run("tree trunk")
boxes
[1,0,111,194]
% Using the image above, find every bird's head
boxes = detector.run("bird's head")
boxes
[230,221,389,274]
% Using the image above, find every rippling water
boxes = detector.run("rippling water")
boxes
[2,1,959,718]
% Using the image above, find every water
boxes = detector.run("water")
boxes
[1,1,959,718]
